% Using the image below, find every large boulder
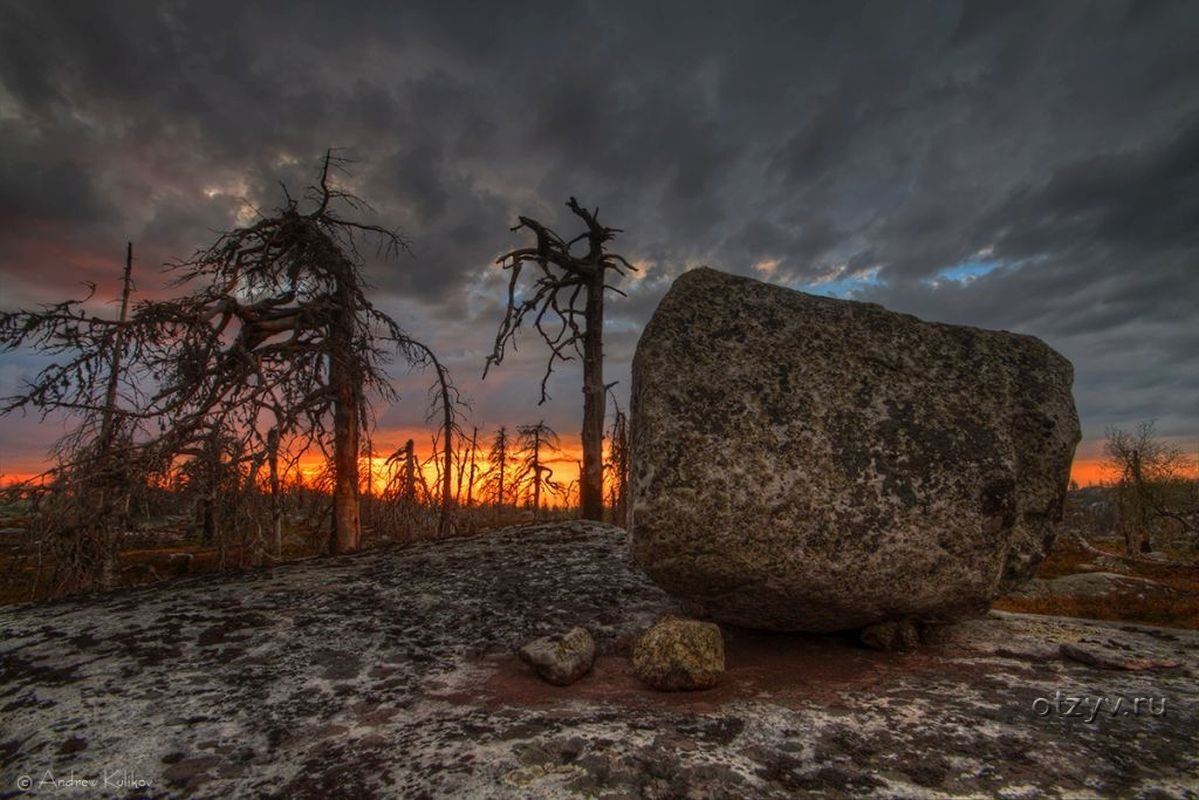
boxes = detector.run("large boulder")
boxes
[630,267,1080,632]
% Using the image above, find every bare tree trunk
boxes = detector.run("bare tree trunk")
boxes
[329,273,361,554]
[1130,450,1153,553]
[580,270,606,521]
[96,242,135,589]
[606,405,629,528]
[268,426,282,560]
[466,426,478,508]
[455,431,467,505]
[531,427,542,518]
[435,359,453,536]
[495,433,507,510]
[403,440,417,508]
[363,432,373,529]
[201,492,217,546]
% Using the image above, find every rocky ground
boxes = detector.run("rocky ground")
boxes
[1,521,1196,799]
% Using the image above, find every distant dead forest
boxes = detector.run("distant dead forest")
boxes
[0,154,632,600]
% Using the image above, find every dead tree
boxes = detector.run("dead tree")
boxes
[515,421,562,518]
[484,198,635,521]
[92,243,136,587]
[1,153,453,558]
[158,151,428,555]
[1104,422,1199,553]
[481,426,513,510]
[386,440,429,528]
[604,393,630,527]
[0,245,146,590]
[466,425,480,508]
[413,342,467,536]
[454,424,478,506]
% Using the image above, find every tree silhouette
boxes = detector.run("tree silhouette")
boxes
[484,197,635,520]
[414,342,466,536]
[456,424,480,509]
[0,152,452,558]
[481,426,513,509]
[381,438,431,536]
[0,244,157,588]
[604,395,630,527]
[1104,421,1198,553]
[515,420,562,518]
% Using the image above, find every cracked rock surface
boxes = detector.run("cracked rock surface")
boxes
[1,521,1196,798]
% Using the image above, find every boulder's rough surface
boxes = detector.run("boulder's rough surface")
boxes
[631,267,1080,632]
[632,617,725,690]
[519,627,595,686]
[0,522,1196,798]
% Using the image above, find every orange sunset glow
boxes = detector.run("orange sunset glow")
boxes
[7,440,1139,495]
[285,430,593,509]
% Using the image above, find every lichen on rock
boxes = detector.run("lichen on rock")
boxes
[518,626,595,686]
[1,522,1196,798]
[632,617,725,691]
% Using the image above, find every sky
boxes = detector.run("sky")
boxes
[1,0,1196,487]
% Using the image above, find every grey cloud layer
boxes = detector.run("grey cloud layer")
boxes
[1,0,1196,460]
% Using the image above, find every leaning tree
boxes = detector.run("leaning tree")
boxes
[1,152,451,561]
[484,198,635,521]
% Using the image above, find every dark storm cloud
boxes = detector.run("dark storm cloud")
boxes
[0,150,106,224]
[987,116,1199,258]
[1,0,1197,469]
[773,96,854,187]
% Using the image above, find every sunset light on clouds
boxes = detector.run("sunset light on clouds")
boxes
[0,1,1196,491]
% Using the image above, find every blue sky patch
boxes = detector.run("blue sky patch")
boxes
[799,270,884,299]
[927,259,1003,286]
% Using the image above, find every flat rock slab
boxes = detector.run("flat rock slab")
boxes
[1,522,1196,799]
[1008,571,1165,599]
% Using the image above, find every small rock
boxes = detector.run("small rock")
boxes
[518,627,595,686]
[633,617,724,691]
[860,619,921,652]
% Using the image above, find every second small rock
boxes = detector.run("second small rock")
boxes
[519,627,596,686]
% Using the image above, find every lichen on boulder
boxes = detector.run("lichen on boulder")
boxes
[630,267,1081,632]
[632,617,725,691]
[518,626,595,686]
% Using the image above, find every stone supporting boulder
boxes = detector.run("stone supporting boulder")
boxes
[860,619,922,652]
[630,267,1080,632]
